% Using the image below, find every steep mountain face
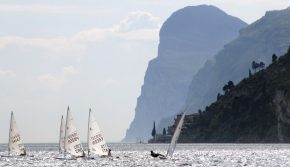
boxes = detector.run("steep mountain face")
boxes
[123,5,247,142]
[179,48,290,142]
[183,7,290,115]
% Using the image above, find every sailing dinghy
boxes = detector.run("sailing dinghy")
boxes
[160,112,186,159]
[1,111,27,157]
[55,115,65,159]
[87,108,109,159]
[63,106,85,159]
[59,115,65,154]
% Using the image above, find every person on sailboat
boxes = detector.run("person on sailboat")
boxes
[20,150,26,156]
[100,148,112,158]
[108,149,112,156]
[150,150,165,158]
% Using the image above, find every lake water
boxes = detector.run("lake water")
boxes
[0,143,290,166]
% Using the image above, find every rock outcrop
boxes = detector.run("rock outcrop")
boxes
[184,7,290,115]
[123,5,247,142]
[179,48,290,142]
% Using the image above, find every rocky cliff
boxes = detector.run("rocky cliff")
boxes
[179,48,290,142]
[184,7,290,116]
[123,5,247,142]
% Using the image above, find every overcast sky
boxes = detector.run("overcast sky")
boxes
[0,0,289,143]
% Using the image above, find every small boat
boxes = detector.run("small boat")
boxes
[59,115,65,154]
[55,115,65,159]
[87,108,110,159]
[63,106,85,159]
[2,111,27,157]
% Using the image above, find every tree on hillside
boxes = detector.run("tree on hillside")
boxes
[198,109,202,115]
[205,106,209,111]
[223,84,229,93]
[228,81,234,89]
[252,61,259,72]
[249,69,252,78]
[259,62,265,69]
[163,128,166,135]
[151,121,156,139]
[252,61,265,72]
[217,93,221,100]
[272,54,277,63]
[223,81,235,93]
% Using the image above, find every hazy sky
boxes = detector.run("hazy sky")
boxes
[0,0,289,143]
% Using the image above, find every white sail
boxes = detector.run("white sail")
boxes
[59,115,65,153]
[87,108,109,157]
[8,111,26,155]
[166,112,186,157]
[64,107,85,157]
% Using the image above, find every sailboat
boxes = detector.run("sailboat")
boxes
[2,111,27,157]
[55,115,66,159]
[64,106,85,159]
[87,108,109,159]
[161,112,186,159]
[59,115,65,154]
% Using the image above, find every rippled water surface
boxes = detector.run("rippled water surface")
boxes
[0,143,290,166]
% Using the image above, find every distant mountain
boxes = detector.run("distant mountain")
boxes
[179,48,290,142]
[123,5,247,142]
[183,7,290,116]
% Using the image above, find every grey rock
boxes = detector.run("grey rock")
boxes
[185,7,290,115]
[123,5,247,142]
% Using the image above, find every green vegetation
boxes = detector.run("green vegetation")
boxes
[179,47,290,143]
[151,121,156,139]
[252,61,265,73]
[163,128,166,135]
[272,54,277,63]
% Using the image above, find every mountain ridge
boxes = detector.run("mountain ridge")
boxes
[187,6,290,111]
[157,6,290,135]
[123,5,247,142]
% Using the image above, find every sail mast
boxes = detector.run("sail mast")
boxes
[8,111,13,156]
[87,108,91,158]
[59,115,63,154]
[64,106,69,157]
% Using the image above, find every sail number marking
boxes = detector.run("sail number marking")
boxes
[101,144,108,152]
[91,134,103,145]
[73,144,83,153]
[11,134,21,143]
[67,132,80,144]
